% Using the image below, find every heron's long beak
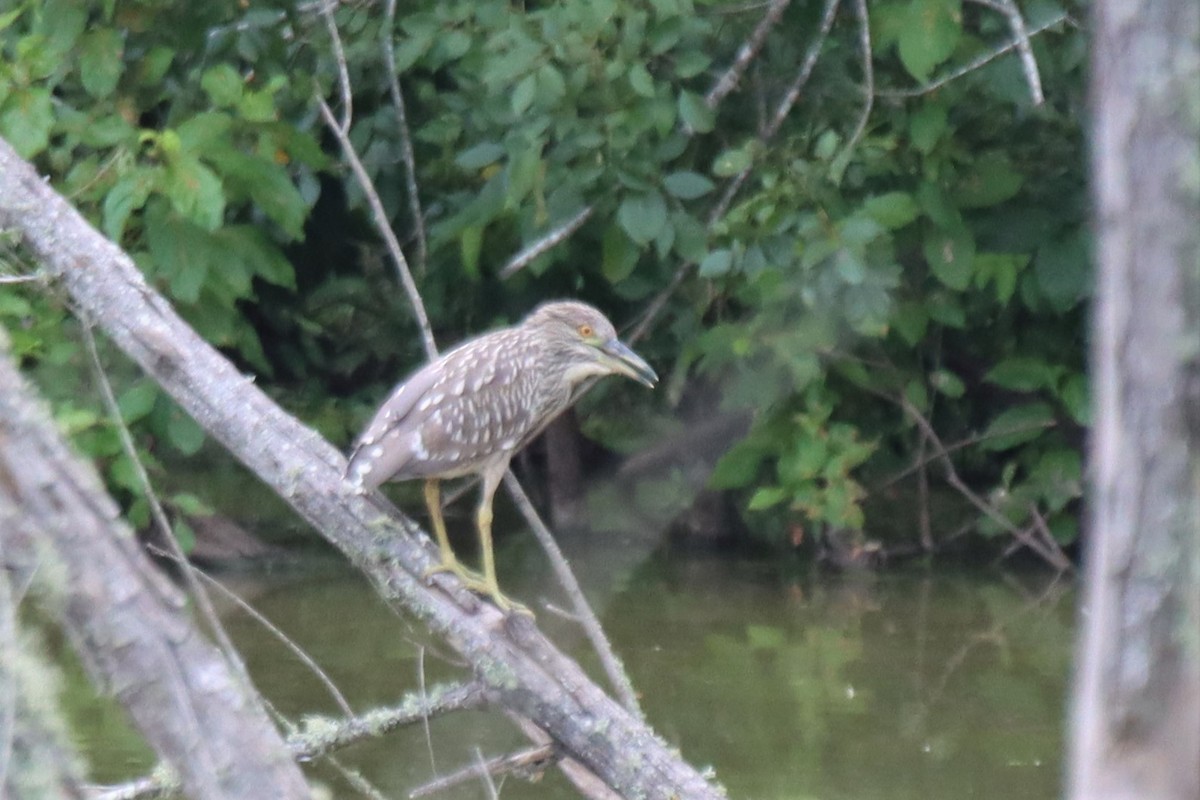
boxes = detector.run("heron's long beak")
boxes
[599,339,658,388]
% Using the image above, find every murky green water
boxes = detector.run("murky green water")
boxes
[67,545,1073,799]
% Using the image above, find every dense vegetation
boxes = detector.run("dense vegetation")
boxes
[0,0,1087,559]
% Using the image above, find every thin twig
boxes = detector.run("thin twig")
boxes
[877,13,1069,99]
[705,0,793,109]
[503,474,644,720]
[410,744,555,798]
[992,0,1044,105]
[899,396,1072,573]
[93,683,488,800]
[382,0,428,274]
[417,646,439,777]
[916,432,933,552]
[325,754,391,800]
[762,0,841,140]
[81,324,264,697]
[317,96,437,361]
[630,0,841,343]
[833,0,874,166]
[145,543,355,717]
[319,0,353,131]
[499,206,594,280]
[0,273,42,284]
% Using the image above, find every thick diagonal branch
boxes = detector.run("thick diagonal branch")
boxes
[0,137,722,800]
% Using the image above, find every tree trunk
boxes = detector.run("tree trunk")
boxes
[1070,2,1200,799]
[0,137,723,799]
[0,334,312,800]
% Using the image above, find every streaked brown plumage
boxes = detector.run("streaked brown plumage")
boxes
[346,300,657,613]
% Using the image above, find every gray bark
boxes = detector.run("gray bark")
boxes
[0,335,312,799]
[1070,1,1200,798]
[0,137,723,799]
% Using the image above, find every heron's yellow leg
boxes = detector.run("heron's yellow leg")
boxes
[422,479,484,585]
[476,490,532,616]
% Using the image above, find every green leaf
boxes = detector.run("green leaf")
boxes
[628,63,655,98]
[710,440,769,489]
[137,45,174,86]
[164,156,225,231]
[712,145,751,177]
[145,209,213,303]
[924,225,975,290]
[675,50,711,79]
[930,368,965,398]
[118,381,158,423]
[985,357,1062,392]
[0,87,54,158]
[201,64,243,107]
[898,0,962,82]
[954,152,1023,208]
[171,492,211,517]
[973,252,1027,304]
[455,141,506,170]
[663,171,714,200]
[617,192,668,244]
[511,73,537,115]
[672,211,708,262]
[103,168,156,241]
[602,224,638,283]
[863,192,920,229]
[1058,373,1090,425]
[214,226,296,289]
[1035,230,1089,311]
[237,88,277,123]
[892,302,929,346]
[167,412,205,455]
[460,225,483,276]
[698,248,733,278]
[909,103,948,154]
[677,90,714,133]
[747,486,789,511]
[206,149,305,239]
[172,518,197,553]
[79,29,124,99]
[980,403,1056,452]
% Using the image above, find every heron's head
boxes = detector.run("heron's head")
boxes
[524,301,658,389]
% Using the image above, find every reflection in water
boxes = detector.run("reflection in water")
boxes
[67,552,1072,799]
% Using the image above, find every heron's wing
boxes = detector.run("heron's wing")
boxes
[344,359,442,490]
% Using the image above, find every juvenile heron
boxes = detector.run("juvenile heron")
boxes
[346,301,657,613]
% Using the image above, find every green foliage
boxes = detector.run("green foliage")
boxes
[2,0,1090,555]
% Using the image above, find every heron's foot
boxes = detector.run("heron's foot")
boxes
[423,558,486,588]
[479,583,533,617]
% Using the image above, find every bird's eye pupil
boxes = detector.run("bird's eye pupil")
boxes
[579,324,593,337]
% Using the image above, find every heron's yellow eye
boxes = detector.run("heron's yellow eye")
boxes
[578,324,594,338]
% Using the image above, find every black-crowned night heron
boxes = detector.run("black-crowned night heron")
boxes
[346,301,657,613]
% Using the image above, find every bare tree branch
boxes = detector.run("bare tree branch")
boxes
[834,0,875,166]
[631,0,841,343]
[319,0,353,132]
[499,206,594,280]
[381,0,428,274]
[316,96,437,360]
[503,474,644,719]
[95,683,487,800]
[705,0,793,109]
[877,12,1070,100]
[0,331,311,800]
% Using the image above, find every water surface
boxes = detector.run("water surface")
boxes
[70,548,1072,799]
